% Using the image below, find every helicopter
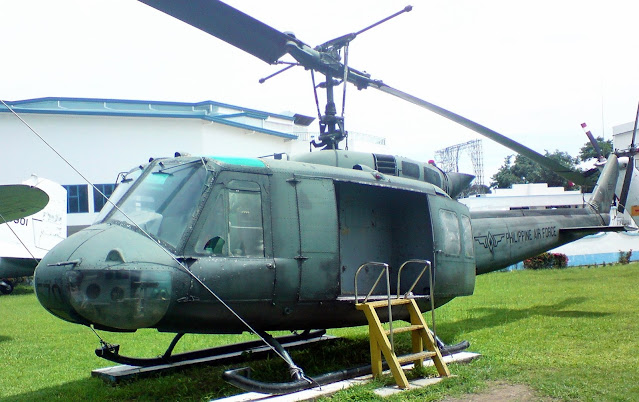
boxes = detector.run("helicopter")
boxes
[31,0,633,393]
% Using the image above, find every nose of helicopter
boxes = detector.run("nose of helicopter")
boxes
[34,224,181,331]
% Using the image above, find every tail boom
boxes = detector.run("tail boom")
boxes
[472,155,620,274]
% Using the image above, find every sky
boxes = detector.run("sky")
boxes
[2,0,638,183]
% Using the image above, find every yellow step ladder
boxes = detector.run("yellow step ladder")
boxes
[354,260,450,389]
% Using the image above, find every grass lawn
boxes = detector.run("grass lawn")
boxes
[1,263,638,401]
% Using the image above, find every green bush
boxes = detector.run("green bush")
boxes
[618,249,633,264]
[523,252,568,269]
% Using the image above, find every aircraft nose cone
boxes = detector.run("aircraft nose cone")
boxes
[35,224,183,331]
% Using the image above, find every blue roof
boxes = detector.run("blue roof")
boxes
[0,97,298,140]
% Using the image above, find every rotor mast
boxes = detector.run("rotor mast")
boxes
[315,74,345,149]
[306,6,413,150]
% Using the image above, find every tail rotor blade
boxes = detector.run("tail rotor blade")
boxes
[618,101,639,213]
[581,123,605,161]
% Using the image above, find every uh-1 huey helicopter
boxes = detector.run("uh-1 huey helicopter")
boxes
[32,0,633,393]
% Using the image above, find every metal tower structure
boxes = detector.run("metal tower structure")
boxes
[435,139,484,186]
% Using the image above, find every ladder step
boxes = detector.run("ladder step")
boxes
[358,299,413,309]
[384,324,424,335]
[396,351,437,364]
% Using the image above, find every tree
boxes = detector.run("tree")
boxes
[457,183,491,199]
[579,136,613,162]
[490,151,579,190]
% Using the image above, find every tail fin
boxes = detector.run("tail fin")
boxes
[586,154,618,223]
[0,176,67,260]
[614,156,639,227]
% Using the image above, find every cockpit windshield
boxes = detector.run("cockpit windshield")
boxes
[94,167,143,223]
[103,160,210,249]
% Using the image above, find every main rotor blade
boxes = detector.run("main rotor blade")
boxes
[369,82,589,185]
[138,0,301,64]
[137,0,589,187]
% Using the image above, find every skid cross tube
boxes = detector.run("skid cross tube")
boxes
[95,330,327,367]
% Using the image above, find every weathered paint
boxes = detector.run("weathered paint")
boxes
[34,153,619,333]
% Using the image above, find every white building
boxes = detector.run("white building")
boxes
[460,183,637,267]
[613,121,637,150]
[459,183,589,212]
[1,97,385,234]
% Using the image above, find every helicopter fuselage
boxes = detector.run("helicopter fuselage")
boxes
[34,153,616,334]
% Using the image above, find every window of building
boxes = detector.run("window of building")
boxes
[93,183,116,213]
[63,184,89,213]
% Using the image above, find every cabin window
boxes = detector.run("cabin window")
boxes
[461,214,474,258]
[424,167,442,188]
[401,161,420,178]
[227,190,264,257]
[198,183,264,257]
[199,190,227,255]
[439,209,461,255]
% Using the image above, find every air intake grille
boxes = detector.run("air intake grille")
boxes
[373,154,397,175]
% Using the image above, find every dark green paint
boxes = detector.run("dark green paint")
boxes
[33,152,619,334]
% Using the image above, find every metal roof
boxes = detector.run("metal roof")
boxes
[0,97,299,139]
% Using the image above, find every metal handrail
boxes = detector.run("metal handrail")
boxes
[396,259,430,299]
[396,259,437,340]
[353,262,395,352]
[354,262,390,304]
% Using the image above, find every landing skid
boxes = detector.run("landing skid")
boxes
[92,330,334,383]
[223,336,470,395]
[95,329,327,367]
[93,328,469,392]
[0,280,14,295]
[436,338,470,356]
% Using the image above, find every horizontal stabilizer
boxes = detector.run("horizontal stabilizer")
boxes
[0,185,49,222]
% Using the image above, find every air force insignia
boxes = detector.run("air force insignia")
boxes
[474,232,506,252]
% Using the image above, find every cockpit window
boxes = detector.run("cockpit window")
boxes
[194,181,265,258]
[94,168,143,223]
[228,190,264,257]
[103,160,209,249]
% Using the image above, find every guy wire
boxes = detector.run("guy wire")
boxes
[1,100,309,381]
[0,212,39,262]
